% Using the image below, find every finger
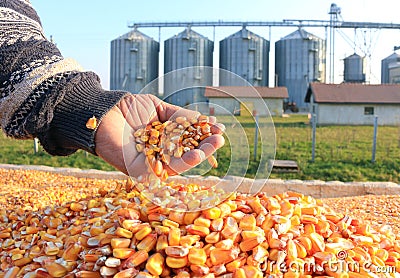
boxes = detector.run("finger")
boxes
[165,149,205,175]
[210,123,225,135]
[198,134,225,155]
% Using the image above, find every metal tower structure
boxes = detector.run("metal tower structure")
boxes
[128,4,400,84]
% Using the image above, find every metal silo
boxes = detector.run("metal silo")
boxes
[343,53,365,83]
[275,28,326,110]
[110,29,159,93]
[219,27,269,87]
[163,27,213,111]
[381,52,400,84]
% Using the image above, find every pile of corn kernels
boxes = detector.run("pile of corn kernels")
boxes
[0,168,399,277]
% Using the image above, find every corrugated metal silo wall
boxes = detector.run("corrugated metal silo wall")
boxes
[163,30,214,111]
[344,55,365,83]
[110,32,159,94]
[275,35,326,109]
[381,54,400,84]
[219,29,269,87]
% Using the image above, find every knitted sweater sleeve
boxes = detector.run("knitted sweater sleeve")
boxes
[0,0,129,156]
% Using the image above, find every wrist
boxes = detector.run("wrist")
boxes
[37,72,129,156]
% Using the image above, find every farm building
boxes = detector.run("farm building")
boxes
[305,83,400,125]
[204,86,288,116]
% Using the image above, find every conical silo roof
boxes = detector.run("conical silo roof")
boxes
[345,53,362,59]
[115,28,154,41]
[281,28,322,41]
[382,52,400,61]
[223,27,265,40]
[168,27,211,40]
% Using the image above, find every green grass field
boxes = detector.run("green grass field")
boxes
[1,114,399,183]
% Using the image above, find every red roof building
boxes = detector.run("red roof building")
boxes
[305,83,400,125]
[204,86,288,116]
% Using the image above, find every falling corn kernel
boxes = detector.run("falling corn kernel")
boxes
[85,115,97,129]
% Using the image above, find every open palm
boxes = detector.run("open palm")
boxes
[95,94,225,177]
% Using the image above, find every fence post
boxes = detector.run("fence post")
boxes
[371,115,378,163]
[253,114,259,161]
[33,138,39,154]
[311,114,317,162]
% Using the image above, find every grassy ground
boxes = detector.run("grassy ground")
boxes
[1,114,399,183]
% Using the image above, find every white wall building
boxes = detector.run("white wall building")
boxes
[305,83,400,125]
[205,86,288,117]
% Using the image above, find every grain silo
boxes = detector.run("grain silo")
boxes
[163,27,213,111]
[219,27,269,87]
[275,28,326,110]
[110,29,159,93]
[381,52,400,84]
[343,53,365,83]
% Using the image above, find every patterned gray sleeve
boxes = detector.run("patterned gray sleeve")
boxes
[0,0,128,155]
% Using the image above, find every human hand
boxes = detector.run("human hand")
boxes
[95,94,225,177]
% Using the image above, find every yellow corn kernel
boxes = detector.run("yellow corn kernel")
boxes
[13,257,32,267]
[168,211,185,225]
[113,269,139,278]
[285,239,298,261]
[308,232,325,254]
[99,266,118,277]
[25,227,39,234]
[166,256,188,268]
[111,238,131,249]
[194,217,211,228]
[168,227,181,246]
[239,236,264,252]
[146,253,164,276]
[180,235,201,247]
[210,218,224,232]
[291,215,301,226]
[239,214,257,231]
[4,266,20,278]
[44,262,67,278]
[188,248,207,265]
[156,234,168,252]
[70,202,84,212]
[154,225,170,235]
[375,248,389,261]
[241,265,263,278]
[210,248,238,265]
[112,248,135,259]
[203,207,221,220]
[205,231,220,244]
[301,215,319,225]
[135,225,152,240]
[301,207,317,215]
[187,224,210,237]
[190,264,210,276]
[123,250,149,268]
[137,233,157,253]
[207,155,218,168]
[233,268,246,278]
[294,240,308,259]
[84,254,101,262]
[162,218,180,228]
[165,246,189,257]
[183,211,201,225]
[44,242,59,256]
[115,227,133,239]
[226,258,245,273]
[105,257,121,268]
[85,116,97,129]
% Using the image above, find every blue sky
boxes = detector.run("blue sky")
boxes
[32,0,400,90]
